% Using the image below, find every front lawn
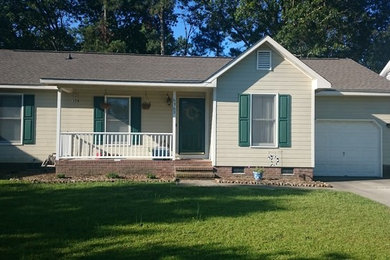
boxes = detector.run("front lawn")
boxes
[1,181,390,259]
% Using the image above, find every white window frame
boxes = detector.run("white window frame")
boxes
[257,50,272,71]
[0,93,24,145]
[104,95,132,134]
[249,93,278,148]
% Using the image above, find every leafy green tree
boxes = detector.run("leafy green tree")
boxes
[0,0,77,50]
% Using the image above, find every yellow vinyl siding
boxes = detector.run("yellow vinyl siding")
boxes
[216,44,313,167]
[0,90,57,162]
[60,89,173,133]
[316,96,390,165]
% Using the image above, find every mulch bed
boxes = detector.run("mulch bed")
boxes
[5,172,332,188]
[216,178,332,188]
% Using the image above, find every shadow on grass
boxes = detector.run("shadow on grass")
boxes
[0,182,352,259]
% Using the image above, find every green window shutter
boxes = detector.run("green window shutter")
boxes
[279,95,291,147]
[93,97,105,144]
[93,97,105,132]
[238,94,250,147]
[23,95,35,144]
[131,97,142,145]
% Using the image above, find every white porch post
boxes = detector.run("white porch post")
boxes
[210,87,217,166]
[172,91,176,160]
[56,89,62,160]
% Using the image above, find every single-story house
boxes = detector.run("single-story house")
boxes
[1,36,390,179]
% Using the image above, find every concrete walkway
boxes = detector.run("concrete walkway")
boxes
[326,179,390,207]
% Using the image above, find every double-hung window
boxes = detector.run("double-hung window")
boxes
[0,94,22,144]
[104,97,131,144]
[105,97,130,132]
[251,94,277,147]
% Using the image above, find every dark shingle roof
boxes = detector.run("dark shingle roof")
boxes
[0,50,232,85]
[1,49,390,93]
[301,58,390,92]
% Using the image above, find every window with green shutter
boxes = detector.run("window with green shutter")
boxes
[238,93,291,148]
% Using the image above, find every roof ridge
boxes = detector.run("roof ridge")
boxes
[299,57,349,60]
[1,49,233,59]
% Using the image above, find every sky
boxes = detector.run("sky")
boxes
[172,10,244,57]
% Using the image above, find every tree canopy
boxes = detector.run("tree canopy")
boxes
[0,0,389,72]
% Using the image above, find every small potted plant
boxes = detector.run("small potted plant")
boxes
[253,167,264,181]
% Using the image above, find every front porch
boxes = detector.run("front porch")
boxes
[54,85,217,176]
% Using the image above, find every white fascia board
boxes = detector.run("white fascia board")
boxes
[40,79,215,88]
[380,61,390,77]
[0,84,58,90]
[316,91,390,97]
[206,36,331,89]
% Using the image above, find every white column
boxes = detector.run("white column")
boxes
[172,91,176,160]
[210,87,217,166]
[56,90,62,160]
[205,90,210,159]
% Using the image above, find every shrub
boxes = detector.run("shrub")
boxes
[106,173,120,179]
[146,173,157,179]
[56,173,66,179]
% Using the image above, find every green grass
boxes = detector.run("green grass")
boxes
[1,181,390,259]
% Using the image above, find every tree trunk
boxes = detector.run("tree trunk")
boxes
[160,7,166,55]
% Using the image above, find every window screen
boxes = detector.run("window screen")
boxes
[106,97,130,132]
[0,95,22,143]
[252,95,276,146]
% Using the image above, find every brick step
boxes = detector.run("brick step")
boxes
[175,166,214,172]
[175,171,216,179]
[174,160,212,167]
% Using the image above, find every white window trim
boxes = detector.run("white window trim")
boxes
[0,93,24,145]
[104,95,132,134]
[257,50,272,71]
[249,93,279,148]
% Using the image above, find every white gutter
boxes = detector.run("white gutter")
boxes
[316,91,390,97]
[0,85,58,90]
[40,79,215,88]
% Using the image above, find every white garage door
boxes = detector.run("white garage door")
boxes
[315,120,381,177]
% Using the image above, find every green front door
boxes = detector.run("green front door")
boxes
[179,98,205,154]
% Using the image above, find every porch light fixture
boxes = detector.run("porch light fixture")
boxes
[166,94,171,106]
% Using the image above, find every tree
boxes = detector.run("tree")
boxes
[0,0,78,50]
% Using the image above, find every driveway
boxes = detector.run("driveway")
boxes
[324,178,390,207]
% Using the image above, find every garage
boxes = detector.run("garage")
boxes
[315,120,382,177]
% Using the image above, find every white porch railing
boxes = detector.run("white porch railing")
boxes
[59,132,174,159]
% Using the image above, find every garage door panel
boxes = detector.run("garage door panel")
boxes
[315,120,381,177]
